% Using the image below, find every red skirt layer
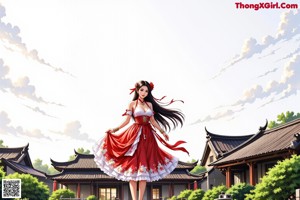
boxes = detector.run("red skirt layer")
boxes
[93,122,188,182]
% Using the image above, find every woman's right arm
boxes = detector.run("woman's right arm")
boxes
[106,101,134,134]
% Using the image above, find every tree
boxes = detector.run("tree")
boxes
[69,147,91,161]
[188,189,205,200]
[49,189,75,200]
[187,159,197,163]
[33,159,59,175]
[177,189,192,199]
[268,111,300,129]
[246,155,300,200]
[5,172,49,200]
[186,159,206,175]
[190,165,206,175]
[202,185,227,200]
[0,140,7,148]
[226,183,254,200]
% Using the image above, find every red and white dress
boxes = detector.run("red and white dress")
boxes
[93,104,188,182]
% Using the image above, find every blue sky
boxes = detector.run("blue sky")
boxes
[0,0,299,164]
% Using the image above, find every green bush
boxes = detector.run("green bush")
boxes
[5,172,49,200]
[0,167,6,200]
[49,189,75,200]
[226,183,254,200]
[177,189,192,199]
[202,185,227,200]
[246,155,300,200]
[190,165,206,174]
[188,189,205,200]
[86,195,97,200]
[168,195,177,200]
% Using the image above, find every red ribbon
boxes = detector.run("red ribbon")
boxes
[129,88,135,94]
[153,130,189,156]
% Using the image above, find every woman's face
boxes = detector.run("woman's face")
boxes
[138,85,149,99]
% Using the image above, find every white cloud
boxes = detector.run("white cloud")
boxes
[0,4,72,76]
[196,53,300,124]
[24,105,56,118]
[53,121,94,143]
[234,54,300,107]
[0,110,51,140]
[0,58,63,105]
[213,10,300,79]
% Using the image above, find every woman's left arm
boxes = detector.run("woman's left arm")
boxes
[148,104,169,141]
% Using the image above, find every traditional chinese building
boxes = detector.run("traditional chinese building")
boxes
[211,118,300,188]
[0,143,52,190]
[198,127,254,190]
[49,151,201,200]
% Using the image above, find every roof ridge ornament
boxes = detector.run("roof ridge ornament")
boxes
[259,119,268,131]
[205,127,212,139]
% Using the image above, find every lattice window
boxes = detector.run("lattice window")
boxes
[99,187,117,200]
[152,188,160,200]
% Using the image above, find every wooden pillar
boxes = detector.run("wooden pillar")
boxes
[193,181,198,190]
[120,184,124,200]
[170,183,174,197]
[77,183,81,198]
[150,184,153,200]
[90,181,93,196]
[225,167,232,188]
[53,180,57,191]
[248,162,256,186]
[187,182,190,190]
[168,183,172,197]
[172,184,174,196]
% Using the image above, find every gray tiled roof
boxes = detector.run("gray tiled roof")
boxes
[49,169,201,180]
[51,151,197,171]
[2,159,46,178]
[51,155,97,170]
[206,127,254,157]
[213,118,300,166]
[50,151,200,181]
[0,144,29,160]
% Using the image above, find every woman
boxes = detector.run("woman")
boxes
[93,80,188,200]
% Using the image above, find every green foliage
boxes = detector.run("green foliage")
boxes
[202,185,227,200]
[187,159,197,163]
[5,172,49,200]
[190,165,206,174]
[246,155,300,200]
[188,189,205,200]
[226,183,254,200]
[49,189,75,200]
[0,166,5,178]
[168,195,177,200]
[33,159,59,175]
[0,140,7,148]
[86,195,97,200]
[69,147,91,161]
[0,167,6,200]
[268,111,300,129]
[177,189,192,199]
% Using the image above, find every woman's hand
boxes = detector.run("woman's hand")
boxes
[105,129,113,134]
[106,127,119,134]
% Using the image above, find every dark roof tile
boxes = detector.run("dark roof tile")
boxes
[213,118,300,166]
[2,159,46,178]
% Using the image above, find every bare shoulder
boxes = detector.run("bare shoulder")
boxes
[128,101,136,109]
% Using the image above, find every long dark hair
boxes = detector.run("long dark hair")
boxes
[132,80,184,132]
